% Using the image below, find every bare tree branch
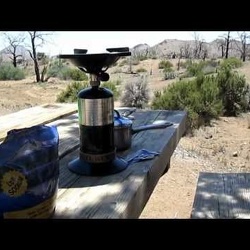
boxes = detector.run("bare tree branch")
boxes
[26,31,53,82]
[193,32,205,59]
[216,38,225,58]
[234,32,250,62]
[219,32,231,59]
[183,43,192,59]
[2,32,25,67]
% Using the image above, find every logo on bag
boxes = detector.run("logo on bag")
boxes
[1,170,28,197]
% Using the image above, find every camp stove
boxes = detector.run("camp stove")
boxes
[59,47,131,176]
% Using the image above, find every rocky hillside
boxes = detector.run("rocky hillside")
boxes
[131,38,248,59]
[0,45,31,62]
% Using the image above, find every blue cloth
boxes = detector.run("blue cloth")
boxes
[125,149,160,165]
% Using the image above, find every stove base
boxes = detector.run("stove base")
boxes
[68,156,128,176]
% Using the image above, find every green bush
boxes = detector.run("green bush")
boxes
[220,57,243,69]
[151,75,223,132]
[205,59,219,68]
[0,63,25,80]
[179,60,192,69]
[59,68,88,81]
[186,62,204,76]
[164,70,176,80]
[101,81,120,101]
[56,81,89,103]
[202,65,217,75]
[151,65,250,132]
[158,60,173,69]
[186,60,217,77]
[216,65,250,115]
[47,60,88,81]
[163,67,174,73]
[136,67,147,73]
[46,59,65,78]
[69,68,88,81]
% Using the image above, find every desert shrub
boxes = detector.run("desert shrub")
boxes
[179,59,192,69]
[0,63,25,80]
[137,54,148,61]
[186,61,217,77]
[59,68,88,81]
[163,67,174,73]
[152,65,250,132]
[220,57,243,69]
[151,75,223,132]
[158,60,173,69]
[47,60,88,81]
[56,81,89,103]
[136,67,147,73]
[202,65,217,75]
[153,90,161,99]
[159,60,174,80]
[101,81,120,101]
[69,68,88,81]
[119,59,127,67]
[121,75,150,108]
[178,71,193,79]
[205,59,219,68]
[216,65,250,115]
[164,69,176,80]
[46,59,65,78]
[186,62,204,76]
[56,67,71,80]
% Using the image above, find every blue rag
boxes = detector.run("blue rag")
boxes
[125,149,160,165]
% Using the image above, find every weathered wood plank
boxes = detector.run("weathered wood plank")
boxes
[0,107,187,219]
[191,172,250,219]
[46,113,79,159]
[53,110,187,218]
[0,103,77,141]
[0,107,186,218]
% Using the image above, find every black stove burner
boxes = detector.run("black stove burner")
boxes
[59,47,130,74]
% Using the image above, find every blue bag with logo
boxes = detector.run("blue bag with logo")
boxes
[0,125,59,218]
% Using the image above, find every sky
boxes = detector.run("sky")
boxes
[0,31,242,56]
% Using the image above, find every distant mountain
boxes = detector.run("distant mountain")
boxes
[0,45,31,62]
[131,43,150,52]
[130,38,248,59]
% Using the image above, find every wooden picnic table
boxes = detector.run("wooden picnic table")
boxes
[191,172,250,219]
[0,103,77,141]
[0,104,187,219]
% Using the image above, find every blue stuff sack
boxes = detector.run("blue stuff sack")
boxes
[0,125,59,219]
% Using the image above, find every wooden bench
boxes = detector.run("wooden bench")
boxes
[191,172,250,219]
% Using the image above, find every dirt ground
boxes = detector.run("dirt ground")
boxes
[1,59,250,218]
[140,114,250,218]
